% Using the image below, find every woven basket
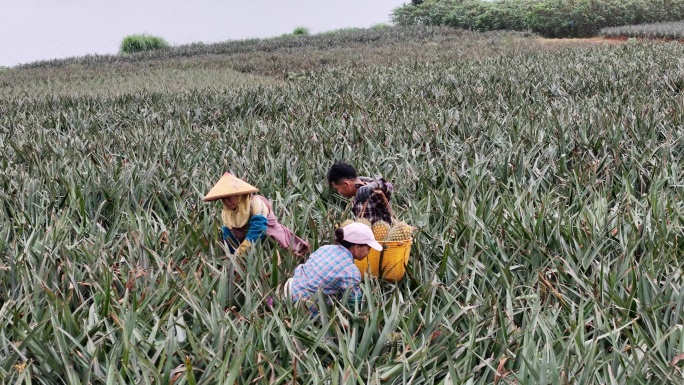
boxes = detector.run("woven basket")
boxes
[352,191,412,281]
[354,238,412,281]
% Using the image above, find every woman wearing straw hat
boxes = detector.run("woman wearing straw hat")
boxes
[204,173,310,257]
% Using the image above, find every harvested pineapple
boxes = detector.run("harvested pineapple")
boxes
[372,220,391,241]
[386,220,413,241]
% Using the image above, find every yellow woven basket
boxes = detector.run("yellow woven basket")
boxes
[354,238,412,281]
[352,190,412,281]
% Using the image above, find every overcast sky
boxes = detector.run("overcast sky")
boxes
[1,0,407,67]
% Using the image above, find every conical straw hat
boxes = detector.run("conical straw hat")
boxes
[203,173,258,202]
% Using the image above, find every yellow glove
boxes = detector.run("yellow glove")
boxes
[236,241,252,257]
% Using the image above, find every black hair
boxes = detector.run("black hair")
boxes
[334,227,359,249]
[327,162,357,185]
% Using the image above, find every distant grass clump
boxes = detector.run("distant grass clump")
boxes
[281,27,310,37]
[601,21,684,40]
[120,34,170,54]
[291,26,310,36]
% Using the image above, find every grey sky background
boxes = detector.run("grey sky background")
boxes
[1,0,407,67]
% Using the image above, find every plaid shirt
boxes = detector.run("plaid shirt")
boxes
[352,177,393,224]
[290,245,362,309]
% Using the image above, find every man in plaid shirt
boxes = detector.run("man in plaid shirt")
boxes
[327,162,394,224]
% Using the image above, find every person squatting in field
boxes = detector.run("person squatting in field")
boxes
[204,172,309,257]
[327,161,394,224]
[279,222,382,314]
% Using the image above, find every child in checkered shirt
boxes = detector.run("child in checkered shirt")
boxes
[327,162,394,225]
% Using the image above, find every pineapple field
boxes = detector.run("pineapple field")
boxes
[601,21,684,40]
[1,27,683,384]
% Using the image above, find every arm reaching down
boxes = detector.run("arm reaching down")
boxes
[236,197,269,256]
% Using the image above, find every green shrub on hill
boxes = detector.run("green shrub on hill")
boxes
[120,34,170,54]
[292,26,310,36]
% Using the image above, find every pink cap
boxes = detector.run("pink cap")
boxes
[342,223,383,251]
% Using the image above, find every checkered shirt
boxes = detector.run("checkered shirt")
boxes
[351,177,393,224]
[289,245,362,307]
